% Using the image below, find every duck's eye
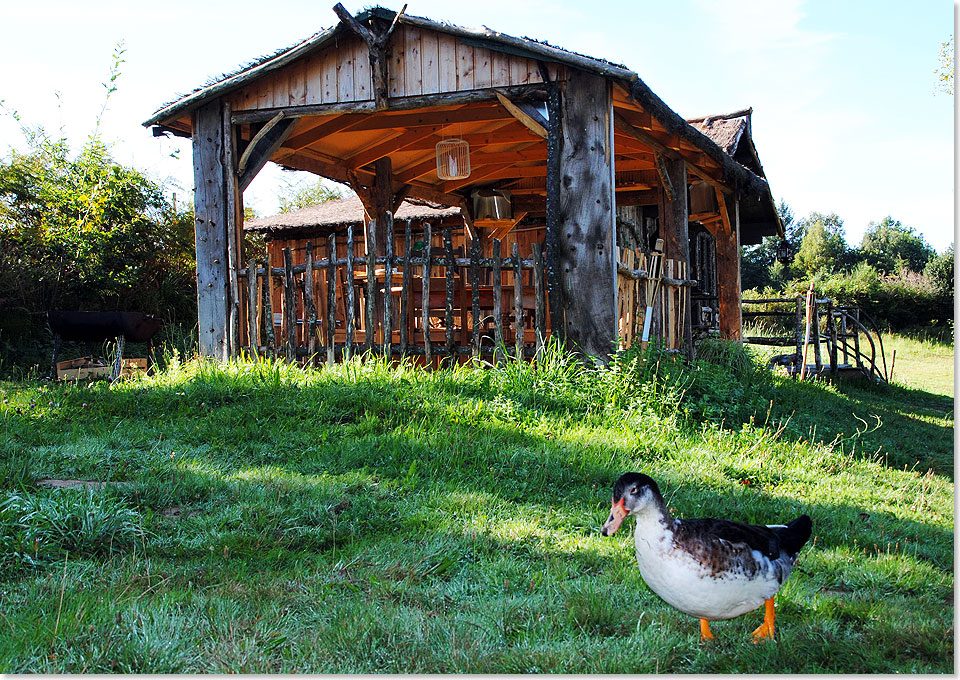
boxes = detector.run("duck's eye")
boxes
[630,486,638,495]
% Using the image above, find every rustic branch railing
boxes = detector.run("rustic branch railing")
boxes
[237,216,549,364]
[742,297,888,382]
[616,248,696,351]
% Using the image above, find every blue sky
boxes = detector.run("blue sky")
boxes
[1,0,954,251]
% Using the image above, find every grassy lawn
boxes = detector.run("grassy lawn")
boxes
[0,342,952,673]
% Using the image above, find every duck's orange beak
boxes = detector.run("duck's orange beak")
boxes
[601,497,627,536]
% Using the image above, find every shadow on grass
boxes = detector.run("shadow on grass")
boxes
[763,375,954,479]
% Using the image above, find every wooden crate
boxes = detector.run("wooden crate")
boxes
[56,356,148,381]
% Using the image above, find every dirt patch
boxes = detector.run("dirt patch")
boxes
[161,506,201,519]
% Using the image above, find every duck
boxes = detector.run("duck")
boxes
[600,472,811,642]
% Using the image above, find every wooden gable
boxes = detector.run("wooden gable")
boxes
[226,25,553,114]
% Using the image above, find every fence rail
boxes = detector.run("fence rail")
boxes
[237,216,548,365]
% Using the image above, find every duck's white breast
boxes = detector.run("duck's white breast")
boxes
[633,518,784,620]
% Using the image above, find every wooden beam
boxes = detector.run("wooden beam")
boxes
[394,155,439,184]
[346,126,440,169]
[658,155,693,356]
[557,69,617,360]
[237,112,286,175]
[192,101,230,360]
[495,92,547,139]
[346,105,512,132]
[402,124,538,151]
[654,152,675,202]
[280,113,367,153]
[439,163,513,193]
[708,197,742,340]
[237,117,296,192]
[230,84,548,124]
[714,186,733,233]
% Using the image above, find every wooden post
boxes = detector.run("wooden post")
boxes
[852,308,863,369]
[246,259,259,359]
[304,241,316,361]
[443,226,455,362]
[794,296,803,376]
[400,220,412,355]
[542,63,563,340]
[346,223,356,357]
[826,299,838,375]
[192,101,231,360]
[222,102,242,358]
[532,242,546,352]
[513,241,523,359]
[470,235,481,360]
[812,298,822,374]
[365,219,376,354]
[492,238,504,364]
[262,269,275,357]
[283,247,296,362]
[659,155,693,355]
[710,195,743,341]
[557,69,617,359]
[384,212,394,356]
[421,223,433,366]
[327,233,337,365]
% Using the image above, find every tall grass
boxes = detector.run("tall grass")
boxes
[0,340,952,672]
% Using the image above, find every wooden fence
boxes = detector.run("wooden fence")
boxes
[616,248,694,351]
[237,216,548,364]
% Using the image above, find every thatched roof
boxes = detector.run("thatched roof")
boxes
[688,109,751,156]
[245,195,460,236]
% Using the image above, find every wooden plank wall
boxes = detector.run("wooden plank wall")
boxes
[229,26,556,111]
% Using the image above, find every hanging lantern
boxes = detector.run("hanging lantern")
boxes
[775,238,795,265]
[435,138,471,180]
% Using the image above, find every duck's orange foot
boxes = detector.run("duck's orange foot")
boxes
[699,618,716,641]
[750,598,776,642]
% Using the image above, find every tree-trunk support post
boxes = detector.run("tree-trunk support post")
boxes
[659,155,693,356]
[192,100,234,360]
[555,68,618,360]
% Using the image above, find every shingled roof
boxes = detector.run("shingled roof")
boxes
[245,195,460,236]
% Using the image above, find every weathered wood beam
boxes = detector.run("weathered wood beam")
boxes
[230,85,547,124]
[439,163,513,193]
[557,69,617,360]
[401,123,538,150]
[714,186,733,233]
[653,152,675,202]
[346,126,438,169]
[614,112,723,184]
[540,61,563,337]
[238,116,296,192]
[658,155,693,356]
[347,104,513,131]
[333,2,405,110]
[280,113,367,153]
[237,112,285,175]
[708,197,742,339]
[192,101,230,360]
[495,91,547,139]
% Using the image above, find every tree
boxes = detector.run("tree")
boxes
[936,35,954,95]
[278,178,344,213]
[859,217,935,274]
[923,244,954,296]
[794,212,848,274]
[740,198,795,290]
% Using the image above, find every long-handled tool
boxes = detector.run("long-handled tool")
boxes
[798,282,815,379]
[641,238,665,349]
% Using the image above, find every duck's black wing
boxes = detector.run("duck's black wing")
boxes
[673,515,812,577]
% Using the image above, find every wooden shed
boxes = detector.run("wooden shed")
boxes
[144,4,783,363]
